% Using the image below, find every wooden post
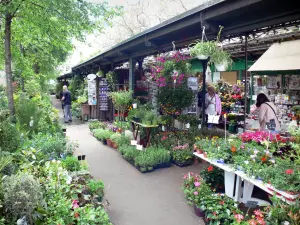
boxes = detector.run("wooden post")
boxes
[129,57,136,91]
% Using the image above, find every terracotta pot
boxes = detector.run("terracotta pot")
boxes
[197,149,204,154]
[112,142,118,149]
[106,139,112,147]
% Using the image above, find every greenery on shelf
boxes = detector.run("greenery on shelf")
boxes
[109,90,133,121]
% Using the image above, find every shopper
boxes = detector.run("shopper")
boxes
[61,85,72,123]
[205,86,222,128]
[256,93,280,131]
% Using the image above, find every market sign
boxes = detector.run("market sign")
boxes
[87,74,96,105]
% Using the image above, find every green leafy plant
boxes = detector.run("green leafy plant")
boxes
[189,41,218,58]
[62,156,81,172]
[110,133,130,146]
[0,119,20,153]
[171,145,194,165]
[2,173,43,223]
[87,180,105,201]
[200,165,224,191]
[89,120,106,130]
[109,90,133,121]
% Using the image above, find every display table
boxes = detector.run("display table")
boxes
[194,153,297,205]
[131,121,159,148]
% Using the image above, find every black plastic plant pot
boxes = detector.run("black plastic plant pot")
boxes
[62,128,67,132]
[140,167,147,172]
[194,204,205,217]
[78,155,86,161]
[103,139,107,145]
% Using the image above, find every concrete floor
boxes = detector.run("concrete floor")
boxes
[51,96,205,225]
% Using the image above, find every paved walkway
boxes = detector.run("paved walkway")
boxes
[51,96,205,225]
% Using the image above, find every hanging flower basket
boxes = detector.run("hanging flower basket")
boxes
[196,54,209,60]
[215,62,228,72]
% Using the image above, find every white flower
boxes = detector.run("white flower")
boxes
[250,155,256,159]
[282,221,290,225]
[66,176,72,185]
[254,150,259,154]
[244,161,249,165]
[269,159,276,164]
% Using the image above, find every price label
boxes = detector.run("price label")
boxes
[245,201,258,208]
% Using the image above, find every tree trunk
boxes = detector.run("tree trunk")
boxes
[4,14,15,117]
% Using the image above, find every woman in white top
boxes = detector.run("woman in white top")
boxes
[205,86,222,127]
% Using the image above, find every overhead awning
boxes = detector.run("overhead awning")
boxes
[248,39,300,71]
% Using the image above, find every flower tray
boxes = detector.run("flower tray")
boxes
[172,160,193,167]
[136,166,154,173]
[155,162,171,169]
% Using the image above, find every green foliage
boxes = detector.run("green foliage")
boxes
[157,83,194,113]
[189,41,218,57]
[109,90,133,119]
[106,71,118,91]
[24,79,42,97]
[89,120,106,130]
[23,133,67,159]
[171,149,194,164]
[15,95,42,136]
[2,173,43,223]
[0,119,20,153]
[110,133,130,146]
[62,156,81,172]
[87,180,105,201]
[200,165,224,190]
[93,129,114,142]
[266,196,300,225]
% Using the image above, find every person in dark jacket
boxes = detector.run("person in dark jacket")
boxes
[61,85,72,123]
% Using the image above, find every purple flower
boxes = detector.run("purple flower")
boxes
[194,191,198,196]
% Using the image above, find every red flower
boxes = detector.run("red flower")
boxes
[220,200,225,205]
[261,157,267,162]
[231,146,237,153]
[285,169,294,175]
[207,165,214,172]
[74,212,80,218]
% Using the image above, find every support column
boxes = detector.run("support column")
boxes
[129,57,136,91]
[244,35,248,131]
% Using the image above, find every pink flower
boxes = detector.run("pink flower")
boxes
[234,214,244,223]
[254,210,263,218]
[72,199,79,209]
[194,182,201,187]
[285,169,294,175]
[193,191,198,195]
[248,219,258,225]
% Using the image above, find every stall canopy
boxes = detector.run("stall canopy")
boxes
[248,39,300,71]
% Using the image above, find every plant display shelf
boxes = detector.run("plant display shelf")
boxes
[194,152,296,205]
[131,121,159,148]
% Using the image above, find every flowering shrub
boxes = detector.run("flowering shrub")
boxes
[182,172,212,205]
[150,52,191,87]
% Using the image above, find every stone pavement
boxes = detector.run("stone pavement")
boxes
[51,96,205,225]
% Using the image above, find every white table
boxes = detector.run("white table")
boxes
[194,153,296,205]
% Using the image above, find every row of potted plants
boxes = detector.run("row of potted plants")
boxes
[193,131,300,196]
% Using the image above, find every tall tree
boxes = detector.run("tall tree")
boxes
[0,0,121,116]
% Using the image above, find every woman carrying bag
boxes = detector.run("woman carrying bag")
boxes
[256,93,280,132]
[205,86,222,128]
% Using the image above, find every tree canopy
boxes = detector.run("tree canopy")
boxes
[0,0,122,116]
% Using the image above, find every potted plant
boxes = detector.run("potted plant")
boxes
[132,100,138,109]
[135,153,155,172]
[171,144,194,167]
[200,194,240,224]
[189,41,218,60]
[212,49,233,72]
[87,180,105,202]
[182,172,213,218]
[228,120,237,133]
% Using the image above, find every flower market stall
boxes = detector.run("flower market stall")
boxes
[193,128,300,206]
[247,40,300,131]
